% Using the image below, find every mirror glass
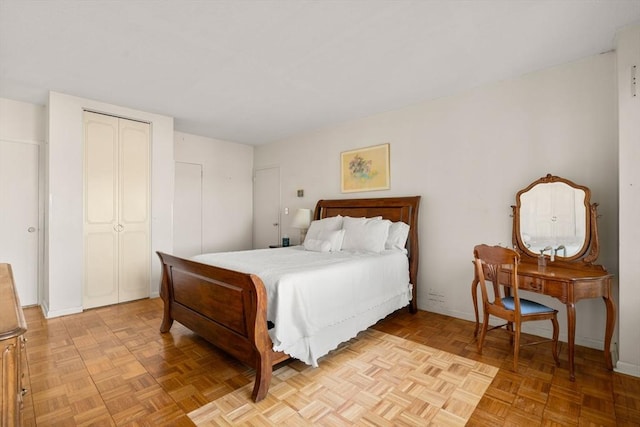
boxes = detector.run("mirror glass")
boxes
[519,181,587,258]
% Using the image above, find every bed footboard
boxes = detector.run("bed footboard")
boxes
[156,252,289,402]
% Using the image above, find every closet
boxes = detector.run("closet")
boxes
[83,111,150,309]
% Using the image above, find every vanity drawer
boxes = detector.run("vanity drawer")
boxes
[543,280,567,299]
[519,276,544,292]
[517,276,567,299]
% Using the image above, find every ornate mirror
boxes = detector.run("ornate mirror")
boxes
[512,174,600,264]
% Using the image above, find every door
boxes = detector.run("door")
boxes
[253,167,280,248]
[0,140,39,306]
[174,162,203,257]
[83,111,150,309]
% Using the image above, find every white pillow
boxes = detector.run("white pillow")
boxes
[386,221,410,250]
[303,239,331,252]
[304,215,343,243]
[341,217,391,253]
[318,229,345,252]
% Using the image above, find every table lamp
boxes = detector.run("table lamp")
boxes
[291,208,312,243]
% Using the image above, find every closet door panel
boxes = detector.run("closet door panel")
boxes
[118,118,150,303]
[84,113,118,224]
[83,112,119,308]
[84,232,118,307]
[118,230,149,302]
[119,120,150,224]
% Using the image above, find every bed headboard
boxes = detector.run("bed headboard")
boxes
[313,196,421,313]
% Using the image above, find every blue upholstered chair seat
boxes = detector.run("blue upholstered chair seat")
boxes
[502,296,554,315]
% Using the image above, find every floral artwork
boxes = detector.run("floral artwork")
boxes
[341,143,390,193]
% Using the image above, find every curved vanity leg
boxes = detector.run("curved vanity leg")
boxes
[471,275,480,337]
[603,284,616,370]
[567,302,576,381]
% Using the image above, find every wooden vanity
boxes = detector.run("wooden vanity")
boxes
[0,264,27,426]
[472,174,615,381]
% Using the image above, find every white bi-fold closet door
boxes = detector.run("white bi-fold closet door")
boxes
[83,111,150,309]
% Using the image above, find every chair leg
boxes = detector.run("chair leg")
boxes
[507,321,514,346]
[551,315,560,366]
[513,323,521,372]
[477,309,490,354]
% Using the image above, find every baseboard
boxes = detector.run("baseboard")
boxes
[41,300,83,319]
[423,304,606,350]
[615,361,640,378]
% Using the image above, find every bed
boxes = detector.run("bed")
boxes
[157,196,420,402]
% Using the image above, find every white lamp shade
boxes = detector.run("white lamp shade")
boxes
[291,208,312,229]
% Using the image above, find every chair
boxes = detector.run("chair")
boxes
[474,244,560,371]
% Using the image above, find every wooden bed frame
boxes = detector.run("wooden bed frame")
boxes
[157,196,420,402]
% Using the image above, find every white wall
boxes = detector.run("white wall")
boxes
[0,98,45,142]
[45,92,174,317]
[174,131,254,252]
[616,25,640,377]
[255,53,619,351]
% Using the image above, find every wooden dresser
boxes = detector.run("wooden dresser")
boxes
[0,264,27,426]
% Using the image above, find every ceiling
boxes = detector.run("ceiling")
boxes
[1,1,639,145]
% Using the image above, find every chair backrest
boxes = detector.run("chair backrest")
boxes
[473,244,521,316]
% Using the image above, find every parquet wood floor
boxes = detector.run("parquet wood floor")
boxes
[19,298,640,426]
[188,329,498,425]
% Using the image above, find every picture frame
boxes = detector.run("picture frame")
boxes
[340,143,390,193]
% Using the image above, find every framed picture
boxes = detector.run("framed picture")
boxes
[341,143,390,193]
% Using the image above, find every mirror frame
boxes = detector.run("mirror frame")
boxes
[512,174,600,265]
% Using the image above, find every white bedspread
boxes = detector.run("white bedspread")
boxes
[193,246,411,366]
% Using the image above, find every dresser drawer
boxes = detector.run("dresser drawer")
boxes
[1,264,27,427]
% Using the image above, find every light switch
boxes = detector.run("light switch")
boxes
[284,207,289,215]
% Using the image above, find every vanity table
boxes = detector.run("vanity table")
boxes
[471,174,615,381]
